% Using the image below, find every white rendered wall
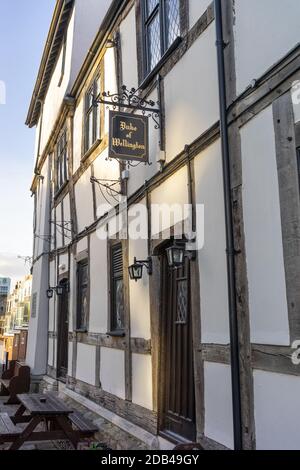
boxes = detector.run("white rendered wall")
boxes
[93,148,120,217]
[120,6,139,90]
[70,0,113,86]
[39,11,75,155]
[132,354,153,410]
[129,201,151,339]
[89,232,108,333]
[68,255,77,332]
[68,341,73,376]
[74,169,94,233]
[100,348,125,399]
[62,195,71,246]
[73,99,84,172]
[76,343,96,385]
[292,86,300,124]
[0,341,3,362]
[204,362,234,449]
[254,370,300,450]
[76,237,88,256]
[58,252,69,277]
[194,141,229,344]
[27,160,50,376]
[164,24,219,162]
[151,166,189,236]
[127,90,161,197]
[48,338,54,367]
[104,47,118,135]
[189,0,212,28]
[234,0,300,94]
[241,107,289,345]
[34,161,50,258]
[38,0,113,156]
[56,203,63,249]
[48,260,56,332]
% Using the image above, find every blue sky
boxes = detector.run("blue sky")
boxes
[0,0,55,286]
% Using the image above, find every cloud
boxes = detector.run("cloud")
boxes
[0,253,31,290]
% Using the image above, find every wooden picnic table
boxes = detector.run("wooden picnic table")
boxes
[3,393,97,450]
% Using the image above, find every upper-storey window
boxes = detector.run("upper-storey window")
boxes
[143,0,180,76]
[84,73,101,154]
[56,128,68,192]
[58,34,67,87]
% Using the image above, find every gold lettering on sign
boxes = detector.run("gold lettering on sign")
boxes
[120,121,137,132]
[112,138,145,151]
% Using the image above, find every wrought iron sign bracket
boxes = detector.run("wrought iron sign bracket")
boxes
[90,176,124,204]
[94,85,161,130]
[50,220,72,240]
[93,85,161,167]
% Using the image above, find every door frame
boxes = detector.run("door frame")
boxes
[150,230,204,443]
[56,277,69,381]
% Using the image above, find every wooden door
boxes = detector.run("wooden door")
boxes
[18,330,28,361]
[12,334,20,361]
[160,253,196,442]
[57,279,69,380]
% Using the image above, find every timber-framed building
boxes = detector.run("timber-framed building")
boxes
[26,0,300,450]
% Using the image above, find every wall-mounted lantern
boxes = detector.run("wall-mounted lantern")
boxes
[128,257,153,282]
[56,285,64,296]
[46,283,68,299]
[166,242,196,269]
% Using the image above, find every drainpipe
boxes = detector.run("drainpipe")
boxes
[214,0,243,450]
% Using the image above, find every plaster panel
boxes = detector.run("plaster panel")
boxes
[241,107,290,345]
[100,347,125,399]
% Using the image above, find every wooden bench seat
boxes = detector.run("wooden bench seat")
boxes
[0,361,30,404]
[69,411,98,436]
[0,413,22,442]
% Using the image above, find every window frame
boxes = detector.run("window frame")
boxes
[55,128,68,193]
[58,33,67,87]
[141,0,182,78]
[108,242,125,335]
[76,259,89,332]
[83,72,101,155]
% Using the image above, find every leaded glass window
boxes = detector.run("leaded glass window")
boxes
[56,129,68,191]
[143,0,181,76]
[84,74,100,153]
[176,279,188,324]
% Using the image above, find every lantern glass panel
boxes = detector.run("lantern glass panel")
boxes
[47,289,54,299]
[56,286,64,296]
[166,245,185,267]
[129,264,143,280]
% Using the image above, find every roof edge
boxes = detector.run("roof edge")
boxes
[25,0,74,128]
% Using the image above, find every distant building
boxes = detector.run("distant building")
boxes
[4,275,32,333]
[0,277,11,316]
[0,275,32,363]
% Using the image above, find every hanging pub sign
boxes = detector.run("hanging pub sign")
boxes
[109,110,149,162]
